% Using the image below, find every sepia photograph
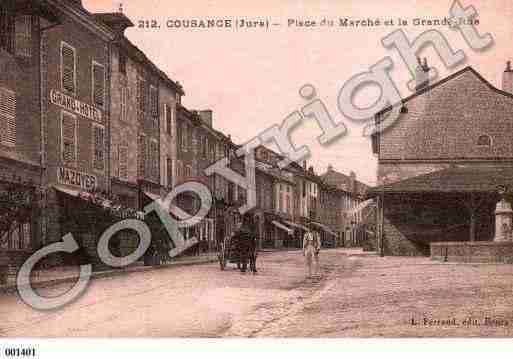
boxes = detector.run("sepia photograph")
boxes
[1,0,513,356]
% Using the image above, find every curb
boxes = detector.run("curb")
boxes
[0,256,218,296]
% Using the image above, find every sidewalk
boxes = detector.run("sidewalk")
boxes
[0,253,218,295]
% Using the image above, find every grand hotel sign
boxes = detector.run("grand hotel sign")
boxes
[50,89,102,123]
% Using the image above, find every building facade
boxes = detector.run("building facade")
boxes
[370,64,513,256]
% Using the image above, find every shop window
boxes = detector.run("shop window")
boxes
[14,15,31,58]
[93,124,105,171]
[61,42,76,94]
[61,111,77,164]
[477,134,492,147]
[0,87,16,147]
[92,61,105,108]
[118,143,128,180]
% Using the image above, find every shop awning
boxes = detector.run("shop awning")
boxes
[271,220,293,235]
[283,220,309,231]
[310,221,337,236]
[54,185,145,220]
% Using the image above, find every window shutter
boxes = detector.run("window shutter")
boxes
[165,104,172,135]
[138,135,146,177]
[137,78,146,115]
[93,63,105,107]
[118,145,128,179]
[62,112,76,163]
[120,87,126,121]
[150,86,158,118]
[0,87,16,147]
[61,43,75,93]
[14,15,31,57]
[93,125,105,171]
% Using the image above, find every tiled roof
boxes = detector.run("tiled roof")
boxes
[368,165,513,195]
[320,169,369,195]
[375,66,513,118]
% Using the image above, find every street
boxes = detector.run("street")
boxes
[1,248,513,337]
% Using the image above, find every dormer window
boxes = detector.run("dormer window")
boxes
[400,106,408,114]
[477,134,492,147]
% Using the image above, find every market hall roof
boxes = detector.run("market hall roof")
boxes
[368,166,513,195]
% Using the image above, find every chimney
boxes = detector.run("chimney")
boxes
[503,61,513,94]
[302,160,307,170]
[199,110,213,126]
[415,57,429,91]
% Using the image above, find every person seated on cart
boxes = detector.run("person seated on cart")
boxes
[233,213,258,273]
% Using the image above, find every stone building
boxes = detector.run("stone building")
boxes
[0,0,59,268]
[369,64,513,256]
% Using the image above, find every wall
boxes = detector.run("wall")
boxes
[379,69,513,162]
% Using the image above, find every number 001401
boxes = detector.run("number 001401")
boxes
[4,348,36,356]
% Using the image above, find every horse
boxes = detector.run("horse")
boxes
[233,216,258,273]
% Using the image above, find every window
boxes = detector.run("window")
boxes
[92,124,105,171]
[61,111,77,164]
[120,86,128,122]
[119,52,127,75]
[185,165,192,179]
[181,124,188,151]
[118,143,128,180]
[203,136,208,158]
[165,104,172,135]
[150,85,158,119]
[0,221,31,250]
[61,42,76,94]
[14,15,30,57]
[477,134,492,147]
[92,62,105,108]
[0,87,15,147]
[210,140,215,160]
[167,157,172,187]
[0,8,13,53]
[177,160,183,180]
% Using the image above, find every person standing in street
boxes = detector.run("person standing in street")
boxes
[303,224,321,278]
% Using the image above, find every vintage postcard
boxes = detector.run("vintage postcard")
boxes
[1,0,513,355]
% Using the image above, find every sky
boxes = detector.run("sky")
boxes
[84,0,513,185]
